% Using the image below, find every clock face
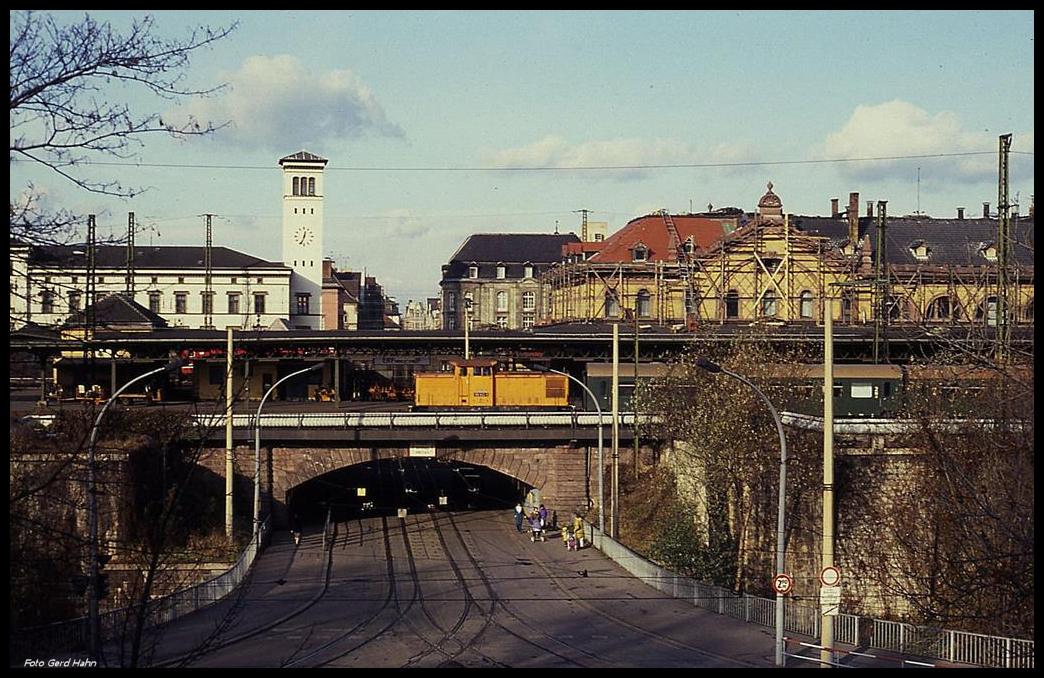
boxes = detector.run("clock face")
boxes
[293,226,314,246]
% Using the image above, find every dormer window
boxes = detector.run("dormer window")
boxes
[496,264,506,279]
[683,237,695,256]
[632,243,649,263]
[468,264,479,279]
[523,264,534,279]
[909,240,930,262]
[980,243,998,262]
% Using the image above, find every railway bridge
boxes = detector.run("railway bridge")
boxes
[192,412,645,529]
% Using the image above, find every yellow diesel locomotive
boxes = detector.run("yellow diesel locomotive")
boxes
[413,359,569,410]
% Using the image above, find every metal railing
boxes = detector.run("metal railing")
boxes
[586,523,1034,668]
[10,518,271,663]
[20,411,640,430]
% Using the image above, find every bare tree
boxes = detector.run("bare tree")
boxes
[635,332,822,594]
[9,10,236,244]
[850,358,1034,638]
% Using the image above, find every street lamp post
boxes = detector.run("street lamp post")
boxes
[254,363,323,539]
[87,358,181,661]
[695,357,788,667]
[529,365,605,536]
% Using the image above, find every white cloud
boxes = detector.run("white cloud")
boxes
[479,136,762,182]
[814,100,1033,184]
[168,55,404,151]
[480,136,700,181]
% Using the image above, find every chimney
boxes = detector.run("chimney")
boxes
[831,198,840,217]
[866,201,874,218]
[848,192,859,243]
[983,202,991,218]
[957,207,965,220]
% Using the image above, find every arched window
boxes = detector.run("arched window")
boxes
[725,290,740,319]
[636,289,651,317]
[496,290,508,312]
[841,289,855,323]
[975,296,999,326]
[799,290,814,319]
[761,290,777,317]
[308,177,316,195]
[522,291,536,312]
[925,295,963,322]
[292,176,300,196]
[605,291,620,318]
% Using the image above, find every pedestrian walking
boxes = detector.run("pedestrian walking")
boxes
[572,515,586,549]
[538,504,548,529]
[529,512,545,542]
[291,514,302,546]
[514,502,524,532]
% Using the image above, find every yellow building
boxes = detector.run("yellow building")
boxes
[544,185,1034,332]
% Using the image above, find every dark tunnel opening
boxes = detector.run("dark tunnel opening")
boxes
[287,457,532,525]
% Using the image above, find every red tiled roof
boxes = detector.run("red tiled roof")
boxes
[589,214,739,264]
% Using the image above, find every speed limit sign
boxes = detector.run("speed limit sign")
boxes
[772,573,793,595]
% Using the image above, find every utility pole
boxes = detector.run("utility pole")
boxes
[611,323,619,538]
[997,134,1012,363]
[225,327,235,541]
[633,316,640,481]
[574,208,592,242]
[204,214,214,329]
[125,212,135,298]
[820,296,836,667]
[873,201,889,364]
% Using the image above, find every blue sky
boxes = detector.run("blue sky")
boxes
[11,10,1035,304]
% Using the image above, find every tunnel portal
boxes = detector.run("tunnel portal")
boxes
[287,458,532,523]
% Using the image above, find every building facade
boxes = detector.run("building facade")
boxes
[403,298,441,331]
[10,242,292,331]
[545,184,1034,332]
[440,233,580,331]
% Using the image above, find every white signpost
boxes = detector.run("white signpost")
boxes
[819,566,842,617]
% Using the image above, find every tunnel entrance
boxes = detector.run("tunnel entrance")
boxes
[287,458,532,524]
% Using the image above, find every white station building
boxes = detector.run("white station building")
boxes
[10,150,335,332]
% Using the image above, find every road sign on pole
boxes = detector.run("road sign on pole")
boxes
[773,573,793,595]
[820,585,841,616]
[819,566,841,587]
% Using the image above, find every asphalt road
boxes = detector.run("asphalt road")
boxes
[140,510,779,668]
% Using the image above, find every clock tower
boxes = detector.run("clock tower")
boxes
[280,150,328,329]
